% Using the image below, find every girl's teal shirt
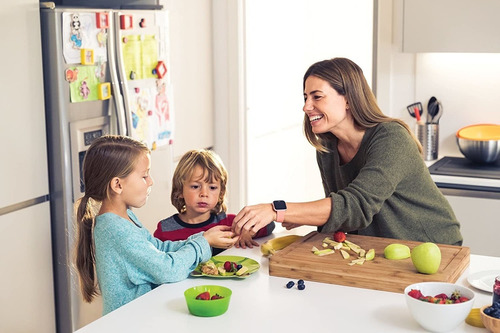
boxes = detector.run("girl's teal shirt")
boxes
[94,209,211,314]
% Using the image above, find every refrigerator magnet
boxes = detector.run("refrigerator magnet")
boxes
[120,15,133,30]
[80,49,94,65]
[155,61,167,79]
[96,13,109,29]
[97,83,111,100]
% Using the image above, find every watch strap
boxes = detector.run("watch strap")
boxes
[275,209,285,223]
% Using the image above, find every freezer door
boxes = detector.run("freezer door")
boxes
[113,9,174,150]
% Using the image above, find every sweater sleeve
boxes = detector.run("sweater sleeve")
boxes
[105,219,212,286]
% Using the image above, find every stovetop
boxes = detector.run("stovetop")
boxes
[429,156,500,180]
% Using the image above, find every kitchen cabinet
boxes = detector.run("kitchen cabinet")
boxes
[445,195,499,257]
[402,0,500,53]
[0,204,55,333]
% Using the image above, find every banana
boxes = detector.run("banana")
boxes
[260,235,302,256]
[465,308,485,328]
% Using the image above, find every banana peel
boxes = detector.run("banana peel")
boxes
[260,235,302,256]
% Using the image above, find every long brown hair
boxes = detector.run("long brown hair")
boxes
[303,57,422,153]
[171,149,228,215]
[74,135,150,303]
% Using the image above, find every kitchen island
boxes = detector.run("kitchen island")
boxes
[76,227,498,332]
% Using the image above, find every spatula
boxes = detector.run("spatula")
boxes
[407,102,423,122]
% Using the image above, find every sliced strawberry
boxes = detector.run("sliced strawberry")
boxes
[333,231,346,243]
[196,291,210,300]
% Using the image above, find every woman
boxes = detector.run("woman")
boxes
[232,57,462,246]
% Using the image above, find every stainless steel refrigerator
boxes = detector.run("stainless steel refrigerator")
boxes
[40,4,174,332]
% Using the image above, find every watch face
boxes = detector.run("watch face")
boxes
[273,200,287,210]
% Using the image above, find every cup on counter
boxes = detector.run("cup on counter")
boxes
[416,123,439,161]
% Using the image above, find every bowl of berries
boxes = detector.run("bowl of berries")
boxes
[404,282,475,332]
[184,285,232,317]
[481,302,500,333]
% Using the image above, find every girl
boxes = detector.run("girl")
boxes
[75,135,236,315]
[154,149,274,254]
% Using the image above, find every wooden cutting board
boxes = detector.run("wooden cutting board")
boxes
[269,232,470,293]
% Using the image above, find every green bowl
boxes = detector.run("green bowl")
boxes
[184,285,232,317]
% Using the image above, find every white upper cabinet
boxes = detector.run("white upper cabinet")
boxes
[402,0,500,53]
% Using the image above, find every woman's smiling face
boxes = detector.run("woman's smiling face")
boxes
[303,75,349,134]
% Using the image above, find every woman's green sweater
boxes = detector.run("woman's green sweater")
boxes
[317,122,463,246]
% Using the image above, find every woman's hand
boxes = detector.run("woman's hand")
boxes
[234,230,259,249]
[203,225,237,249]
[232,203,275,235]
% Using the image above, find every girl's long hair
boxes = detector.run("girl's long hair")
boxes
[171,149,228,214]
[74,135,149,303]
[302,57,422,153]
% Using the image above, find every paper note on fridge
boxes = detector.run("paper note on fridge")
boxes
[62,12,107,65]
[122,35,159,80]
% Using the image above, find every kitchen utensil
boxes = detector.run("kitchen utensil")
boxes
[432,101,443,124]
[404,282,475,333]
[426,96,437,123]
[407,102,423,121]
[456,124,500,163]
[269,232,470,293]
[416,123,439,161]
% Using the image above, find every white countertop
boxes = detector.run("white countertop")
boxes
[76,228,499,332]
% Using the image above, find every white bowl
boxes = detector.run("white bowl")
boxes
[404,282,475,333]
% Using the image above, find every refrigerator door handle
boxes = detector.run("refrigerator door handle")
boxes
[107,11,127,135]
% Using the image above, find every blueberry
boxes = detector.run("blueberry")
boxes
[297,279,304,286]
[236,264,242,270]
[286,281,295,289]
[493,301,500,309]
[298,283,305,290]
[485,307,494,316]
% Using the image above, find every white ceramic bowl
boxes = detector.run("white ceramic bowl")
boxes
[404,282,475,333]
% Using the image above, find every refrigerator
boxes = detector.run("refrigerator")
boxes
[40,3,174,332]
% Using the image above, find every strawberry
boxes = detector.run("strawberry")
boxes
[210,294,224,300]
[195,291,210,300]
[434,293,448,299]
[408,289,423,299]
[224,261,232,272]
[333,231,346,243]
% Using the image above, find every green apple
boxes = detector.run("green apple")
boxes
[411,242,441,274]
[384,243,411,260]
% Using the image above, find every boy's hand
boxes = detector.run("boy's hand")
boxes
[234,230,258,249]
[203,225,237,249]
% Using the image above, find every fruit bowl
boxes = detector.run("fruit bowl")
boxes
[481,305,500,333]
[404,282,475,333]
[184,285,232,317]
[456,124,500,163]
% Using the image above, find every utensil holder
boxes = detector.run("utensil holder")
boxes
[416,124,439,161]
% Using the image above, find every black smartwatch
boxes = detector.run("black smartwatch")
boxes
[272,200,287,222]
